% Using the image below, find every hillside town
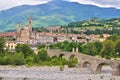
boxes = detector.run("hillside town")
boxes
[0,16,110,51]
[1,0,120,79]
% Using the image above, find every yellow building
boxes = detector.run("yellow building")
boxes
[6,41,17,50]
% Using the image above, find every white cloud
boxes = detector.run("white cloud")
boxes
[0,0,51,11]
[0,0,120,11]
[89,0,120,9]
[68,0,120,9]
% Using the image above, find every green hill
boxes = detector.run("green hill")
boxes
[0,0,120,32]
[68,18,120,28]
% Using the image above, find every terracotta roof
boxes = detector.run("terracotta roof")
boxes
[38,32,71,37]
[46,26,61,30]
[0,31,17,37]
[0,33,4,37]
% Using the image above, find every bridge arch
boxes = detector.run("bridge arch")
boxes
[82,61,92,67]
[69,55,77,59]
[58,54,65,58]
[95,62,113,74]
[51,55,58,59]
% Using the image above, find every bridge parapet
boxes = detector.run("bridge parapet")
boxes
[47,49,120,76]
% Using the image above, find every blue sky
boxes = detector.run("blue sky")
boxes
[0,0,120,11]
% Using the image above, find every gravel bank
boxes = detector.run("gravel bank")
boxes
[0,66,119,80]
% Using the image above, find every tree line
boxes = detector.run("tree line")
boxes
[84,28,120,35]
[0,34,120,66]
[0,38,78,67]
[67,18,120,28]
[49,34,120,59]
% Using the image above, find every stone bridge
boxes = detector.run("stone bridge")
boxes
[47,49,120,76]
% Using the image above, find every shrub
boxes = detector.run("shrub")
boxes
[33,54,39,63]
[15,44,34,58]
[51,58,62,66]
[26,56,34,64]
[61,56,68,65]
[59,65,64,71]
[68,60,76,68]
[68,57,78,68]
[9,52,25,65]
[100,75,104,79]
[38,44,46,49]
[38,49,51,61]
[0,57,8,65]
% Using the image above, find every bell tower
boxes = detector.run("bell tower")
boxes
[28,16,32,33]
[17,23,21,39]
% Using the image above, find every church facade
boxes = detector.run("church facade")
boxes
[5,16,34,51]
[17,16,32,42]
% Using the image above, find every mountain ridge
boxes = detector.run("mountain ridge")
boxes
[0,0,120,32]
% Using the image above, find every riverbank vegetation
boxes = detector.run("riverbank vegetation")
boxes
[0,38,78,67]
[0,34,120,66]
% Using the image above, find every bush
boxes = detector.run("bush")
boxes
[38,49,51,61]
[59,65,64,71]
[26,56,34,65]
[0,56,8,65]
[68,57,78,68]
[26,62,34,67]
[61,56,68,65]
[68,60,76,68]
[33,54,39,63]
[38,44,46,49]
[9,52,25,65]
[51,58,62,66]
[15,44,34,58]
[38,60,51,66]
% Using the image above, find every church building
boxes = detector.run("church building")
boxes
[17,16,32,43]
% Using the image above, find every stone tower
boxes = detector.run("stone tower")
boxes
[17,23,21,39]
[16,16,33,43]
[28,16,32,33]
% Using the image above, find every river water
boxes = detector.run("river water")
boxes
[0,66,119,80]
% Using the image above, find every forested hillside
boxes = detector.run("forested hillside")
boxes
[0,0,120,32]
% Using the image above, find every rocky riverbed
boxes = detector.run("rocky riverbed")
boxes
[0,66,119,80]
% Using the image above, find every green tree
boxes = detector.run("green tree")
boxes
[56,42,63,49]
[68,57,78,68]
[38,44,46,49]
[61,56,67,65]
[33,54,39,64]
[26,56,34,64]
[115,40,120,57]
[0,37,6,54]
[15,44,34,58]
[38,48,51,61]
[106,34,120,42]
[84,42,97,56]
[100,40,115,59]
[94,41,102,55]
[0,56,9,65]
[64,41,78,52]
[9,52,25,65]
[51,57,61,66]
[78,44,83,52]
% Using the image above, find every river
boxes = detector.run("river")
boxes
[0,66,119,80]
